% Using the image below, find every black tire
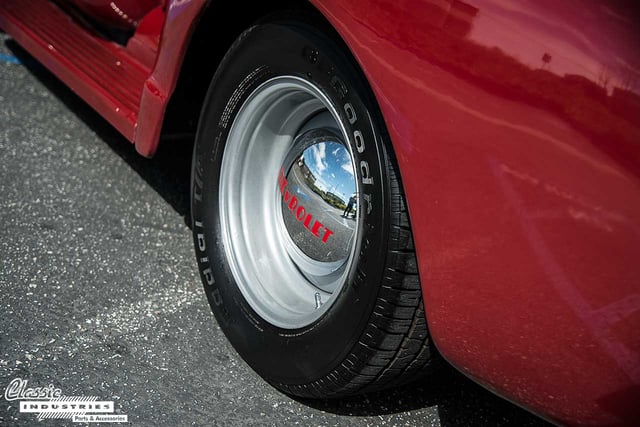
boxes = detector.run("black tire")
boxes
[191,14,436,398]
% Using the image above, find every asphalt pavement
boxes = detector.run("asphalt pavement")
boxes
[0,32,549,426]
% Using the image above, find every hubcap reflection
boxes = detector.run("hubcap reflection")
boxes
[279,128,357,265]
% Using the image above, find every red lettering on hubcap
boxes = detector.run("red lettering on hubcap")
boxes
[278,168,334,244]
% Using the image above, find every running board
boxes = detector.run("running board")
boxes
[0,0,150,141]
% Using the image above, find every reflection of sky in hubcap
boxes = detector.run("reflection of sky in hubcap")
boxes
[280,129,357,263]
[303,140,356,202]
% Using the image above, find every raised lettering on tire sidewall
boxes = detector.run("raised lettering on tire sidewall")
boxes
[191,22,390,383]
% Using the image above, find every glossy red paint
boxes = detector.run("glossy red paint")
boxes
[0,0,207,157]
[64,0,163,29]
[0,0,149,140]
[134,0,207,157]
[310,0,640,424]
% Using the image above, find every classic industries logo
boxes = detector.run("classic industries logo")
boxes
[4,377,127,423]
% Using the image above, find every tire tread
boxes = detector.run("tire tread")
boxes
[277,150,436,398]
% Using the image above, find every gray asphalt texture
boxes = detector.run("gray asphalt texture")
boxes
[0,32,549,426]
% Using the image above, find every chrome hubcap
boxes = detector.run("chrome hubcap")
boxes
[219,76,360,329]
[279,128,357,291]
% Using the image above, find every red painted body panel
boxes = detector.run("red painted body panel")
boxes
[64,0,162,29]
[0,0,149,140]
[311,0,640,424]
[0,0,207,157]
[134,0,207,157]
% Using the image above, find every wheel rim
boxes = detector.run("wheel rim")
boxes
[218,76,360,329]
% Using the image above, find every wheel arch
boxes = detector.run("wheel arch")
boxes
[162,1,400,166]
[161,0,310,141]
[162,0,431,335]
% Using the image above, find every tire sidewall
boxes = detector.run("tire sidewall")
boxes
[191,21,390,385]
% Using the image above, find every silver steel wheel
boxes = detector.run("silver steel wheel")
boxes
[193,20,433,397]
[218,76,360,329]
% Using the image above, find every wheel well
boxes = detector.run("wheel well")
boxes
[161,0,318,138]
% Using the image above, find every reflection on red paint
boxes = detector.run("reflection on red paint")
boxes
[313,0,640,424]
